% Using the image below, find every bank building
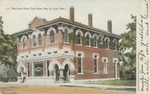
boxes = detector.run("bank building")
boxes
[13,7,121,83]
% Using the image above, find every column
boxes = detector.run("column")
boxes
[59,69,64,83]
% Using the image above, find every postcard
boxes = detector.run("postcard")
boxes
[0,0,149,94]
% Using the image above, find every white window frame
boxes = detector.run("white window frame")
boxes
[113,38,118,51]
[104,37,110,50]
[93,54,99,74]
[113,58,119,79]
[76,51,84,74]
[76,29,83,46]
[85,32,92,47]
[63,26,70,43]
[99,34,104,44]
[47,27,56,44]
[21,35,27,49]
[38,33,42,46]
[93,34,98,48]
[102,57,108,74]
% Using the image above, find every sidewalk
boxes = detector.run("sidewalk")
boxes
[0,82,136,91]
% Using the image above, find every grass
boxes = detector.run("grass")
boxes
[88,80,136,86]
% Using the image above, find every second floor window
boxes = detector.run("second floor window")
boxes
[50,30,55,43]
[63,29,69,43]
[76,32,82,45]
[85,34,90,46]
[113,39,117,50]
[105,38,110,50]
[93,36,98,47]
[22,38,26,49]
[38,34,42,45]
[33,35,37,46]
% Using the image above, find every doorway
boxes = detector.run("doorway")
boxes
[54,64,59,81]
[63,64,70,81]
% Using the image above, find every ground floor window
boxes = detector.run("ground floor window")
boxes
[93,55,98,73]
[77,54,83,74]
[103,59,108,74]
[34,62,43,77]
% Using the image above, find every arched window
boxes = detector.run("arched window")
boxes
[76,32,82,44]
[113,39,117,50]
[105,37,110,50]
[63,29,69,43]
[50,30,55,43]
[22,38,26,49]
[33,35,37,46]
[86,34,90,46]
[38,34,42,45]
[93,36,97,47]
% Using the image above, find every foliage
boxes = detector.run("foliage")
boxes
[0,16,17,81]
[119,15,136,80]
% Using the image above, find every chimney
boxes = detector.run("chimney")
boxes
[107,20,112,33]
[88,14,92,27]
[70,7,74,21]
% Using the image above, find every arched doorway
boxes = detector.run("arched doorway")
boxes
[63,64,70,81]
[54,64,59,81]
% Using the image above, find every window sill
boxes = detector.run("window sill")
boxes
[64,42,70,44]
[77,44,83,46]
[86,46,91,47]
[78,73,84,75]
[94,73,99,74]
[103,72,108,74]
[105,49,110,51]
[93,47,98,48]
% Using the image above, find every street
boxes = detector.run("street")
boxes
[0,86,135,94]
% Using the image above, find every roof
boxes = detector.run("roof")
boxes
[12,17,121,38]
[12,29,33,37]
[37,17,121,38]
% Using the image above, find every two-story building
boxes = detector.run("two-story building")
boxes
[13,7,121,83]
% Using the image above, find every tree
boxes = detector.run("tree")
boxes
[119,15,136,80]
[0,16,17,82]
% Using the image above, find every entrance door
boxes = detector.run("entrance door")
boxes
[54,64,59,81]
[63,64,69,81]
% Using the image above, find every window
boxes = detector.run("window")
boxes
[77,54,82,74]
[22,38,26,49]
[34,62,43,77]
[50,30,55,43]
[33,35,37,46]
[105,37,110,50]
[113,39,117,50]
[27,63,30,77]
[103,59,108,74]
[93,36,98,47]
[93,55,98,73]
[76,32,82,45]
[63,29,69,43]
[86,34,90,46]
[99,35,103,44]
[38,34,42,45]
[47,61,49,76]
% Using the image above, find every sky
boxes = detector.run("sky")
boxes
[0,0,140,35]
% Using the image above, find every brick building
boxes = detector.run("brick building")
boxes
[13,7,121,83]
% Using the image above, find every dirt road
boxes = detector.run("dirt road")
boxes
[0,86,135,94]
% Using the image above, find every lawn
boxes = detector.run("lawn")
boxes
[88,80,136,86]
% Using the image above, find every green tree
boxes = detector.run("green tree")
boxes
[0,16,17,82]
[119,15,136,80]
